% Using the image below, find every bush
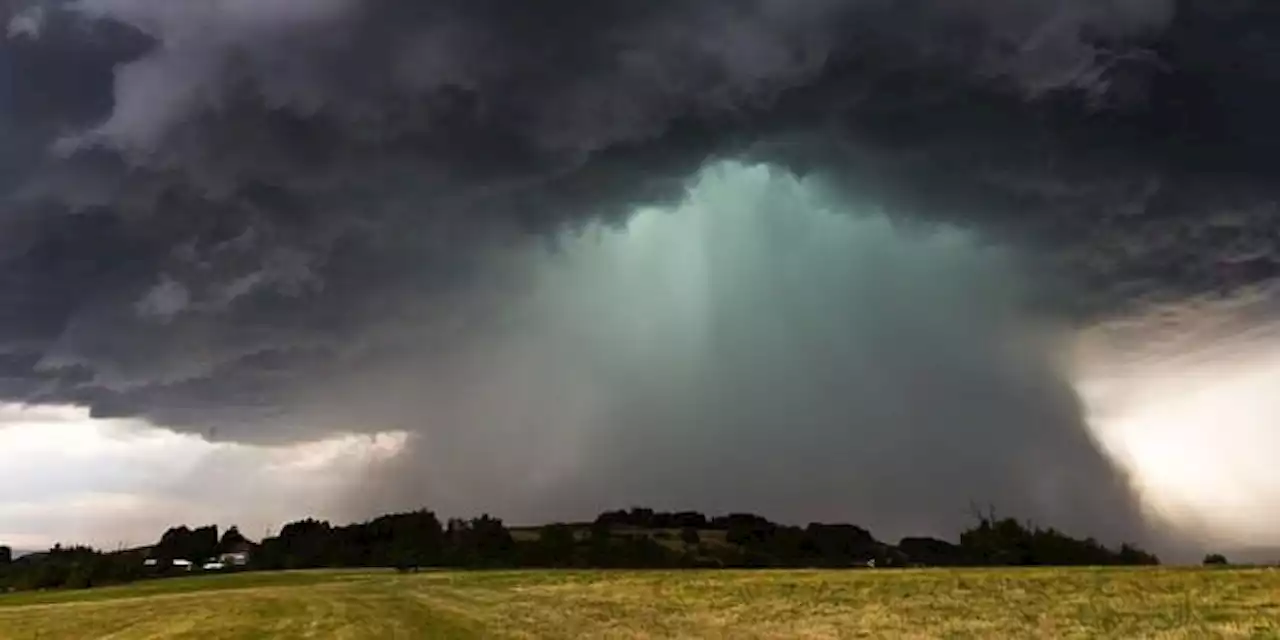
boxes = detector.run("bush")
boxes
[1203,553,1229,566]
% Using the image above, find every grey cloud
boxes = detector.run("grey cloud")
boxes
[6,5,43,39]
[337,164,1149,544]
[135,275,190,321]
[0,0,1275,549]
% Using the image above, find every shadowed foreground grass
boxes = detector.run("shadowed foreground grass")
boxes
[0,567,1277,639]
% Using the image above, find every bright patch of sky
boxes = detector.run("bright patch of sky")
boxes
[0,404,405,550]
[1078,302,1280,552]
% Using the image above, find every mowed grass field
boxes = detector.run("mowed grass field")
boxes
[0,568,1277,639]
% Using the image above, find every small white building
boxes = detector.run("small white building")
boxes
[220,551,249,566]
[171,559,193,571]
[219,543,253,567]
[202,561,226,571]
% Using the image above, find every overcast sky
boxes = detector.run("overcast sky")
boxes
[0,403,404,550]
[1,0,1279,561]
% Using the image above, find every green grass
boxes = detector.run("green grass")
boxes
[0,567,1277,638]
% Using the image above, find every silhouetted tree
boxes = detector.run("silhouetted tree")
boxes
[594,510,629,528]
[899,537,965,566]
[595,509,711,530]
[957,509,1157,567]
[0,503,1162,595]
[712,513,773,531]
[680,527,701,546]
[671,512,709,529]
[153,525,219,563]
[1117,543,1160,566]
[725,515,776,547]
[1204,553,1229,565]
[628,507,656,528]
[589,518,612,542]
[217,526,251,554]
[536,524,577,567]
[803,524,879,566]
[273,519,333,569]
[0,544,144,591]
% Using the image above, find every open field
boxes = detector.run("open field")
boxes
[0,568,1277,639]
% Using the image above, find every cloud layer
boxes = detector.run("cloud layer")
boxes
[1,0,1277,549]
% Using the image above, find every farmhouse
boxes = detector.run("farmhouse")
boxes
[218,541,253,567]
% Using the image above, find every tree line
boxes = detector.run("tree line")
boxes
[0,506,1160,592]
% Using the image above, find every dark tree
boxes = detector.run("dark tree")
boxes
[537,524,577,566]
[1117,543,1160,566]
[0,545,11,564]
[899,537,965,566]
[594,510,629,528]
[957,510,1158,567]
[217,526,251,554]
[680,527,701,546]
[803,524,878,565]
[154,525,219,563]
[627,507,655,528]
[0,503,1163,595]
[671,512,709,529]
[273,519,334,569]
[1203,553,1229,565]
[153,526,190,561]
[594,509,709,530]
[725,517,776,546]
[589,519,612,542]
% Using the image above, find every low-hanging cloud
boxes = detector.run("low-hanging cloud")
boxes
[1,0,1278,551]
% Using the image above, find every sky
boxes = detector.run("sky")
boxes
[1,0,1279,561]
[0,403,406,549]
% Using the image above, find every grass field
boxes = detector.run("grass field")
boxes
[0,567,1277,639]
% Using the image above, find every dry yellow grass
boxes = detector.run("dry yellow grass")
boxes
[0,567,1276,639]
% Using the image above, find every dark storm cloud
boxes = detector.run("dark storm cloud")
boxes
[0,0,1276,547]
[325,163,1154,544]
